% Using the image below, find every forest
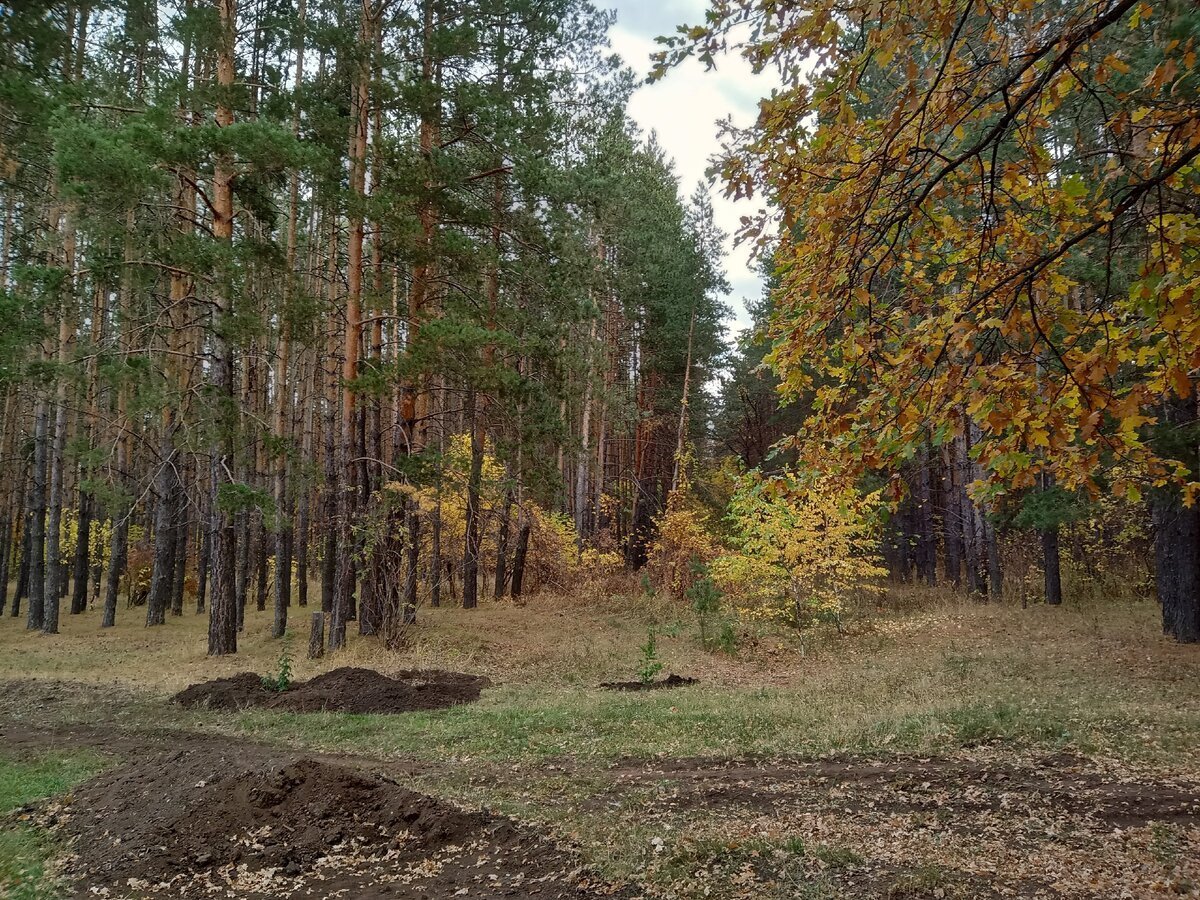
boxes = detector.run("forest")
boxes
[0,1,1198,899]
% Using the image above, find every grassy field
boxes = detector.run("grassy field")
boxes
[2,585,1199,898]
[3,587,1199,764]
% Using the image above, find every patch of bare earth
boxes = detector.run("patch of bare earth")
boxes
[34,741,630,900]
[597,752,1200,898]
[173,666,492,713]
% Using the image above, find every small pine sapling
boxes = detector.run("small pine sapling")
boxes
[686,560,732,652]
[262,636,294,692]
[637,627,665,684]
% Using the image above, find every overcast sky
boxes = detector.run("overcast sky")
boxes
[606,0,771,334]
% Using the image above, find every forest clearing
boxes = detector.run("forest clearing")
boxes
[3,589,1200,898]
[2,0,1199,897]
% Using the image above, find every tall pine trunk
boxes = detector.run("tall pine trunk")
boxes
[207,0,240,656]
[27,400,49,630]
[462,389,483,609]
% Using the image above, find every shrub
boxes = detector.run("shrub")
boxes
[713,467,888,630]
[647,455,720,596]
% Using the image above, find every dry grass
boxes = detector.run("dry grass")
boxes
[3,582,1200,899]
[0,588,685,692]
[2,581,1198,768]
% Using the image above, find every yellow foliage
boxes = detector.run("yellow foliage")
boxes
[59,508,117,575]
[647,459,720,596]
[524,507,578,592]
[713,468,888,628]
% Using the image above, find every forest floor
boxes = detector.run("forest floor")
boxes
[2,586,1200,898]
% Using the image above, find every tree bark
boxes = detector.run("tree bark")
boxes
[207,0,240,656]
[70,492,92,614]
[146,439,177,626]
[670,305,696,495]
[916,444,937,586]
[509,517,530,599]
[493,489,512,599]
[463,388,483,609]
[404,500,419,625]
[429,501,441,607]
[170,494,188,616]
[27,400,49,630]
[307,610,325,659]
[941,444,962,586]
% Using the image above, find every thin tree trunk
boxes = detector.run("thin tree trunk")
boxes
[0,512,11,616]
[959,427,981,595]
[427,496,442,607]
[510,516,530,599]
[196,494,210,613]
[272,0,305,639]
[941,444,962,586]
[986,515,1003,599]
[493,488,512,599]
[69,492,91,613]
[404,499,419,625]
[146,440,176,626]
[207,0,240,656]
[462,388,482,609]
[27,400,49,630]
[1043,524,1062,606]
[670,306,696,495]
[916,444,936,586]
[13,524,30,617]
[170,492,188,616]
[44,310,73,634]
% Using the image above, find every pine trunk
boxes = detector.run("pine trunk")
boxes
[69,492,91,613]
[207,0,240,656]
[510,518,530,599]
[462,389,483,609]
[27,401,49,630]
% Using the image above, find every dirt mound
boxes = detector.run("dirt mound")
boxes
[600,673,698,692]
[277,667,491,713]
[173,672,273,710]
[58,751,625,899]
[174,666,491,713]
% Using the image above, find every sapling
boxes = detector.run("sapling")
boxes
[637,627,665,684]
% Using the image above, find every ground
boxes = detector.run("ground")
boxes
[1,586,1199,898]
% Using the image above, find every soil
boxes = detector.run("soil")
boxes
[599,673,698,692]
[594,751,1200,898]
[601,751,1200,827]
[174,666,492,713]
[41,741,627,899]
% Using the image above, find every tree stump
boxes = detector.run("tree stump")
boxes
[308,611,325,659]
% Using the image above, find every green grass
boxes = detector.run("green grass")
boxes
[229,676,1200,766]
[0,753,106,900]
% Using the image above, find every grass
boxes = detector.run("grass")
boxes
[0,753,106,900]
[3,586,1200,767]
[1,582,1198,898]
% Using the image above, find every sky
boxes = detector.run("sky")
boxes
[606,0,773,335]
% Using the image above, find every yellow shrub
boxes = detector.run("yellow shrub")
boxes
[647,456,720,596]
[715,468,888,628]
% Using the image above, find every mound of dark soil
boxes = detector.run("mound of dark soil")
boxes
[59,750,625,899]
[174,666,492,713]
[599,673,698,692]
[173,672,274,710]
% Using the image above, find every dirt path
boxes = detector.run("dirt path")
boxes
[593,752,1200,898]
